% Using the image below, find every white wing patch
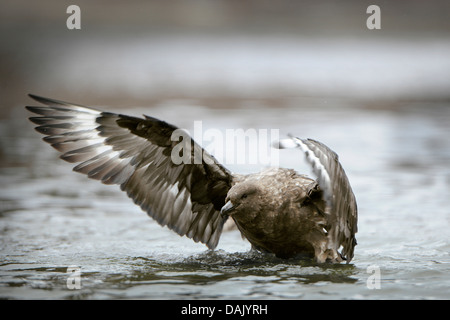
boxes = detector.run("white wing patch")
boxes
[27,95,232,250]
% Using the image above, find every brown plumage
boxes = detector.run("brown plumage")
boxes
[26,94,357,263]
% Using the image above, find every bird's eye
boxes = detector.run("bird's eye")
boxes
[241,194,248,199]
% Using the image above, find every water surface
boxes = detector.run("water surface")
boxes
[1,100,449,299]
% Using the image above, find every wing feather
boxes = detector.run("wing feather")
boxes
[277,137,358,262]
[26,94,233,249]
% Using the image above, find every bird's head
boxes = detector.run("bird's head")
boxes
[221,181,261,219]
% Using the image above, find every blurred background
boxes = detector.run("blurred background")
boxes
[0,0,449,299]
[1,0,450,115]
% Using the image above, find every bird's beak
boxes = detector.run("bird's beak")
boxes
[220,200,236,217]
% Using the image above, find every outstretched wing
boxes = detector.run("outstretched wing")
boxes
[277,137,358,262]
[26,94,233,249]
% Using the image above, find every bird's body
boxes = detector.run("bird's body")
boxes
[26,95,358,263]
[224,167,344,262]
